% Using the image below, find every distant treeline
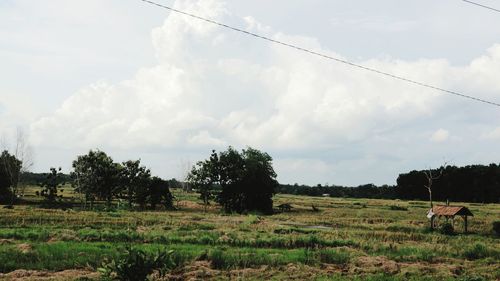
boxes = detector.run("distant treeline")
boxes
[395,164,500,203]
[278,164,500,203]
[21,172,72,186]
[277,183,396,199]
[20,164,500,204]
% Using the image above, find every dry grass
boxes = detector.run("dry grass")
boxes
[0,188,498,280]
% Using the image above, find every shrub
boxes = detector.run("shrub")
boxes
[493,221,500,237]
[98,248,175,281]
[439,222,455,235]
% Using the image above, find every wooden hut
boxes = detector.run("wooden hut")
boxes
[428,205,474,232]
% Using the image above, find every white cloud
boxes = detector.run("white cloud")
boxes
[430,129,450,143]
[23,0,500,184]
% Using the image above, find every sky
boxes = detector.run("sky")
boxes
[1,0,500,186]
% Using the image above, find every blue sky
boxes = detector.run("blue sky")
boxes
[1,0,500,185]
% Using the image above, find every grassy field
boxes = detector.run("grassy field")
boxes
[0,188,498,280]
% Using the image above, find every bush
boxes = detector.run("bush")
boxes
[439,222,455,235]
[98,248,175,281]
[493,221,500,236]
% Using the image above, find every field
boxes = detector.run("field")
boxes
[0,188,499,280]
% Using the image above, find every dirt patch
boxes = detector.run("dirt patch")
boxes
[160,262,329,281]
[0,239,14,245]
[0,269,97,281]
[154,261,218,281]
[350,256,400,275]
[16,243,33,254]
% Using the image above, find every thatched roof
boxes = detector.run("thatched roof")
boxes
[432,205,473,217]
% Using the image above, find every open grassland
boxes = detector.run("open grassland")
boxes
[0,189,499,280]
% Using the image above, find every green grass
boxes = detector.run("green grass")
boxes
[0,188,498,280]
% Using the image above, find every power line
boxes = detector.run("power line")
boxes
[462,0,500,13]
[139,0,500,108]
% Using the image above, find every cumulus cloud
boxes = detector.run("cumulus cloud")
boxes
[28,0,500,184]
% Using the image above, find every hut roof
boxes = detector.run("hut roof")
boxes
[432,205,473,217]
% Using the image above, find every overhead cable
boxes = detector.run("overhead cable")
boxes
[139,0,500,108]
[462,0,500,13]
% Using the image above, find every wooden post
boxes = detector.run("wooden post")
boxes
[463,215,468,233]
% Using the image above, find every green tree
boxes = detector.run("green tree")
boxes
[147,177,174,210]
[187,151,218,212]
[120,160,151,208]
[39,167,65,204]
[0,150,22,204]
[189,147,278,214]
[71,150,122,208]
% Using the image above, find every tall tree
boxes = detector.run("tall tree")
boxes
[0,150,22,204]
[187,151,218,212]
[147,177,174,210]
[189,147,278,214]
[72,150,122,208]
[120,160,151,208]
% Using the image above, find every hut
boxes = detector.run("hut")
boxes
[427,205,474,232]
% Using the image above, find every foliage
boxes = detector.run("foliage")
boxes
[186,150,219,211]
[38,167,65,204]
[98,247,176,281]
[120,160,151,208]
[396,164,500,203]
[278,183,396,199]
[146,177,174,210]
[0,150,22,204]
[71,150,122,207]
[278,163,500,204]
[189,147,278,214]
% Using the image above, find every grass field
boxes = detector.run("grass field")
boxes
[0,188,499,280]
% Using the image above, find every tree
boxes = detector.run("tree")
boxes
[1,129,34,202]
[187,151,219,212]
[120,160,151,208]
[147,177,174,210]
[13,128,34,198]
[0,150,22,204]
[188,147,278,214]
[39,167,65,204]
[71,150,122,208]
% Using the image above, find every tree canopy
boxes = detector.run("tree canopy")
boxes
[70,150,173,210]
[188,147,278,214]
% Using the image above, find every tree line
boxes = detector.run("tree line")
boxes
[278,164,500,203]
[0,149,174,209]
[395,164,500,203]
[2,146,499,207]
[1,146,279,214]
